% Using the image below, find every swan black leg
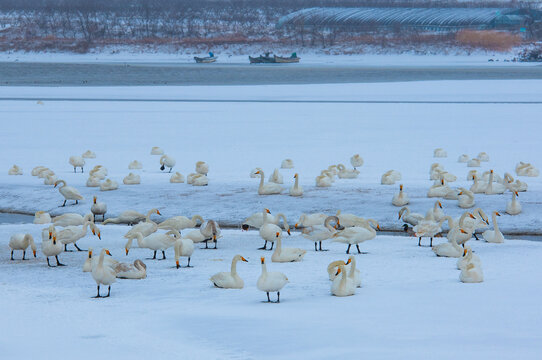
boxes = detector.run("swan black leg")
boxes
[418,237,422,246]
[474,233,479,240]
[462,243,465,248]
[105,286,111,298]
[213,240,217,249]
[22,250,27,260]
[314,242,318,251]
[187,257,192,267]
[81,167,84,173]
[346,244,351,254]
[152,251,157,260]
[93,285,101,298]
[10,251,14,260]
[266,292,271,302]
[258,241,267,250]
[47,257,53,267]
[61,200,67,207]
[319,241,328,251]
[56,255,66,266]
[269,242,274,250]
[356,244,361,254]
[74,243,86,252]
[205,241,209,249]
[73,167,76,173]
[75,200,79,205]
[276,292,280,303]
[161,250,166,260]
[64,244,73,252]
[430,238,433,247]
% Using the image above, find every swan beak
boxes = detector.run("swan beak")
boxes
[490,170,494,173]
[460,229,467,234]
[400,184,403,191]
[52,236,57,245]
[97,232,101,240]
[463,249,468,256]
[346,258,351,265]
[459,192,463,195]
[48,231,52,239]
[33,250,37,257]
[515,192,519,196]
[88,251,92,258]
[125,248,129,256]
[294,223,299,229]
[176,260,180,269]
[335,268,341,276]
[438,202,442,208]
[213,235,217,241]
[92,228,96,235]
[266,209,271,214]
[469,213,476,219]
[287,229,291,236]
[157,210,162,215]
[496,212,501,216]
[377,225,380,231]
[105,249,111,255]
[260,257,265,264]
[275,232,280,237]
[241,257,248,262]
[255,171,260,174]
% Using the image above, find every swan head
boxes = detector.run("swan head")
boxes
[88,249,93,258]
[52,236,57,245]
[93,196,97,204]
[335,267,342,276]
[275,232,280,238]
[515,191,519,197]
[176,260,180,269]
[440,179,444,185]
[125,247,129,255]
[495,212,501,216]
[241,256,248,262]
[399,184,403,191]
[438,201,442,209]
[265,208,271,214]
[463,248,468,257]
[105,249,111,256]
[53,181,59,188]
[294,173,298,178]
[260,257,265,264]
[255,170,261,175]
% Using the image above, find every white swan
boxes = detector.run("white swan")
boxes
[91,249,116,297]
[91,196,107,222]
[173,234,195,268]
[467,158,481,167]
[516,162,539,177]
[159,154,176,172]
[272,232,306,262]
[150,146,164,155]
[44,173,58,185]
[506,191,522,215]
[336,210,365,227]
[392,184,409,206]
[33,211,51,224]
[427,179,451,198]
[195,161,209,175]
[123,173,141,185]
[158,214,204,231]
[460,262,484,283]
[469,174,487,193]
[42,234,64,267]
[432,232,464,257]
[414,216,453,247]
[433,148,447,158]
[268,168,284,184]
[242,210,280,230]
[477,152,490,162]
[333,219,379,254]
[281,159,294,169]
[447,212,476,247]
[295,212,328,228]
[250,167,263,178]
[100,178,119,191]
[57,221,99,252]
[54,180,84,207]
[259,209,290,250]
[114,260,147,279]
[124,208,161,239]
[328,260,349,281]
[315,174,333,187]
[170,172,185,183]
[82,150,96,159]
[461,208,489,239]
[32,166,47,176]
[257,257,288,303]
[69,155,85,173]
[457,247,481,271]
[429,163,444,179]
[345,256,361,287]
[103,210,147,225]
[350,154,364,169]
[337,164,359,179]
[9,233,37,260]
[53,213,93,227]
[433,170,457,183]
[485,170,506,195]
[191,174,209,186]
[128,160,143,170]
[458,154,469,163]
[210,255,248,289]
[331,264,356,297]
[89,165,107,180]
[426,201,444,221]
[186,173,198,184]
[86,176,101,187]
[482,211,504,243]
[381,170,401,185]
[398,206,424,226]
[289,173,303,196]
[302,216,339,251]
[458,188,475,209]
[200,220,221,249]
[254,170,282,195]
[125,231,176,259]
[8,165,23,175]
[504,173,527,192]
[83,248,119,273]
[182,228,222,244]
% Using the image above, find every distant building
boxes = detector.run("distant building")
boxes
[277,8,542,35]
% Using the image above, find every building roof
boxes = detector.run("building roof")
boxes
[277,7,539,29]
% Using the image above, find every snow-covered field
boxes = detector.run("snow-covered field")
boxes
[1,79,541,359]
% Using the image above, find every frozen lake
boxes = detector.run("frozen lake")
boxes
[1,62,542,86]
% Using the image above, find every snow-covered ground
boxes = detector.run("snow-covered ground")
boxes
[1,225,541,359]
[1,79,541,358]
[0,81,541,233]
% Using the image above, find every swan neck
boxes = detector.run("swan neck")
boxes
[259,171,265,188]
[348,258,356,276]
[231,257,238,274]
[276,213,289,230]
[294,175,299,188]
[493,213,500,232]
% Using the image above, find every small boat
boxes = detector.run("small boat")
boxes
[194,52,217,63]
[249,52,275,64]
[274,53,300,63]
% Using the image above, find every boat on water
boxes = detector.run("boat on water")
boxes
[194,52,217,63]
[249,52,300,64]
